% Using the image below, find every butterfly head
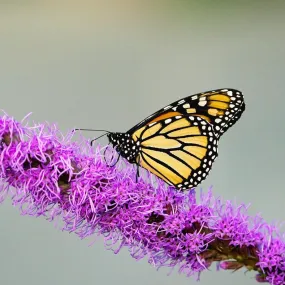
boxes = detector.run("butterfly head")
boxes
[107,132,139,164]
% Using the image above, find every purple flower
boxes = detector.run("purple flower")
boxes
[0,112,284,284]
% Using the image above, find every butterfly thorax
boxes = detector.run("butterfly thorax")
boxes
[107,132,139,164]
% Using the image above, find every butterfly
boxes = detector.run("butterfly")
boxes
[106,88,245,190]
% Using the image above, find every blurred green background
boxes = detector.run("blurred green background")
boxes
[0,1,285,284]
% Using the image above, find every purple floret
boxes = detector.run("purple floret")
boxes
[0,112,284,284]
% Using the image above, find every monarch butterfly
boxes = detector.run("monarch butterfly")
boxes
[106,88,245,190]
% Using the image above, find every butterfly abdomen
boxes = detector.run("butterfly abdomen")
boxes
[107,132,139,164]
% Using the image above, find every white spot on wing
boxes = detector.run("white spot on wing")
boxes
[198,101,207,107]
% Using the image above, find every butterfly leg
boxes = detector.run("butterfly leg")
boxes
[136,164,140,183]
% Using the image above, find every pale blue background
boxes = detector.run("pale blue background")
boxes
[0,1,284,284]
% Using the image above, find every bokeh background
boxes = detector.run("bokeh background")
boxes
[0,1,285,284]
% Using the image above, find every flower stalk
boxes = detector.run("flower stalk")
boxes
[0,113,284,284]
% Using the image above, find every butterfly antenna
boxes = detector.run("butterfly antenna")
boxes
[73,128,111,146]
[90,133,109,146]
[73,128,110,133]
